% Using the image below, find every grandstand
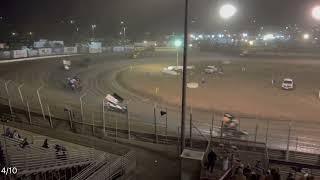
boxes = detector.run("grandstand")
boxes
[0,126,135,180]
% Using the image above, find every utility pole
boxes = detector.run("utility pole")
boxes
[180,0,189,154]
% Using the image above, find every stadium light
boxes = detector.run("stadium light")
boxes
[263,34,275,41]
[219,4,237,19]
[174,39,182,67]
[303,33,310,40]
[174,39,183,48]
[312,6,320,20]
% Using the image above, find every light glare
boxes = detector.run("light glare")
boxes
[312,6,320,20]
[220,4,237,19]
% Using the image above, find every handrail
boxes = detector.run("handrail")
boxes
[218,168,232,180]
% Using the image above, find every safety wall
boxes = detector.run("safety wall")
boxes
[38,48,52,56]
[113,46,125,52]
[0,51,11,59]
[27,49,39,57]
[52,48,64,55]
[11,50,28,59]
[64,47,78,54]
[89,47,102,54]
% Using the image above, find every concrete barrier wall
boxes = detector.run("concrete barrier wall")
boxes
[38,48,52,56]
[11,50,28,59]
[64,47,78,54]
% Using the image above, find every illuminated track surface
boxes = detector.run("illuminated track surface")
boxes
[0,52,319,154]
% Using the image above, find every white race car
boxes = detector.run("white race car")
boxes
[281,78,294,90]
[204,66,218,74]
[104,94,127,113]
[63,60,71,70]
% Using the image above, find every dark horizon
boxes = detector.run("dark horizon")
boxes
[1,0,319,40]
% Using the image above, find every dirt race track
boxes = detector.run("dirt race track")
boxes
[0,52,320,153]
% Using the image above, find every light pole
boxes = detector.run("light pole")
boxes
[37,86,46,121]
[174,39,182,67]
[180,0,189,154]
[121,21,126,46]
[4,80,13,115]
[91,24,96,39]
[80,93,87,122]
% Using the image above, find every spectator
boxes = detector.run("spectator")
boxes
[0,145,5,167]
[4,128,13,138]
[207,148,217,173]
[42,139,49,149]
[19,138,29,148]
[286,172,294,180]
[55,144,61,152]
[271,168,281,180]
[306,175,315,180]
[55,145,67,160]
[265,170,272,180]
[233,168,246,180]
[254,161,264,179]
[12,130,22,141]
[243,164,252,178]
[249,172,258,180]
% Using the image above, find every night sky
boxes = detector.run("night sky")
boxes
[0,0,319,38]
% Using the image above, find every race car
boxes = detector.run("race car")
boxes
[222,113,248,137]
[204,66,219,74]
[281,78,294,90]
[66,76,82,91]
[62,60,71,70]
[104,93,127,113]
[223,113,239,129]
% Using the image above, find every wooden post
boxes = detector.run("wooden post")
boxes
[177,126,180,154]
[210,128,213,143]
[165,107,168,144]
[37,86,46,121]
[18,84,24,104]
[115,117,118,142]
[26,101,32,124]
[154,105,158,143]
[5,80,13,115]
[211,112,214,135]
[189,111,192,148]
[47,104,53,128]
[254,124,259,143]
[91,113,95,136]
[265,119,270,146]
[286,121,292,161]
[67,110,73,129]
[220,120,224,138]
[127,106,130,139]
[102,99,105,136]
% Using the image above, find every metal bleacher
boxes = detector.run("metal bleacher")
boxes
[0,126,114,179]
